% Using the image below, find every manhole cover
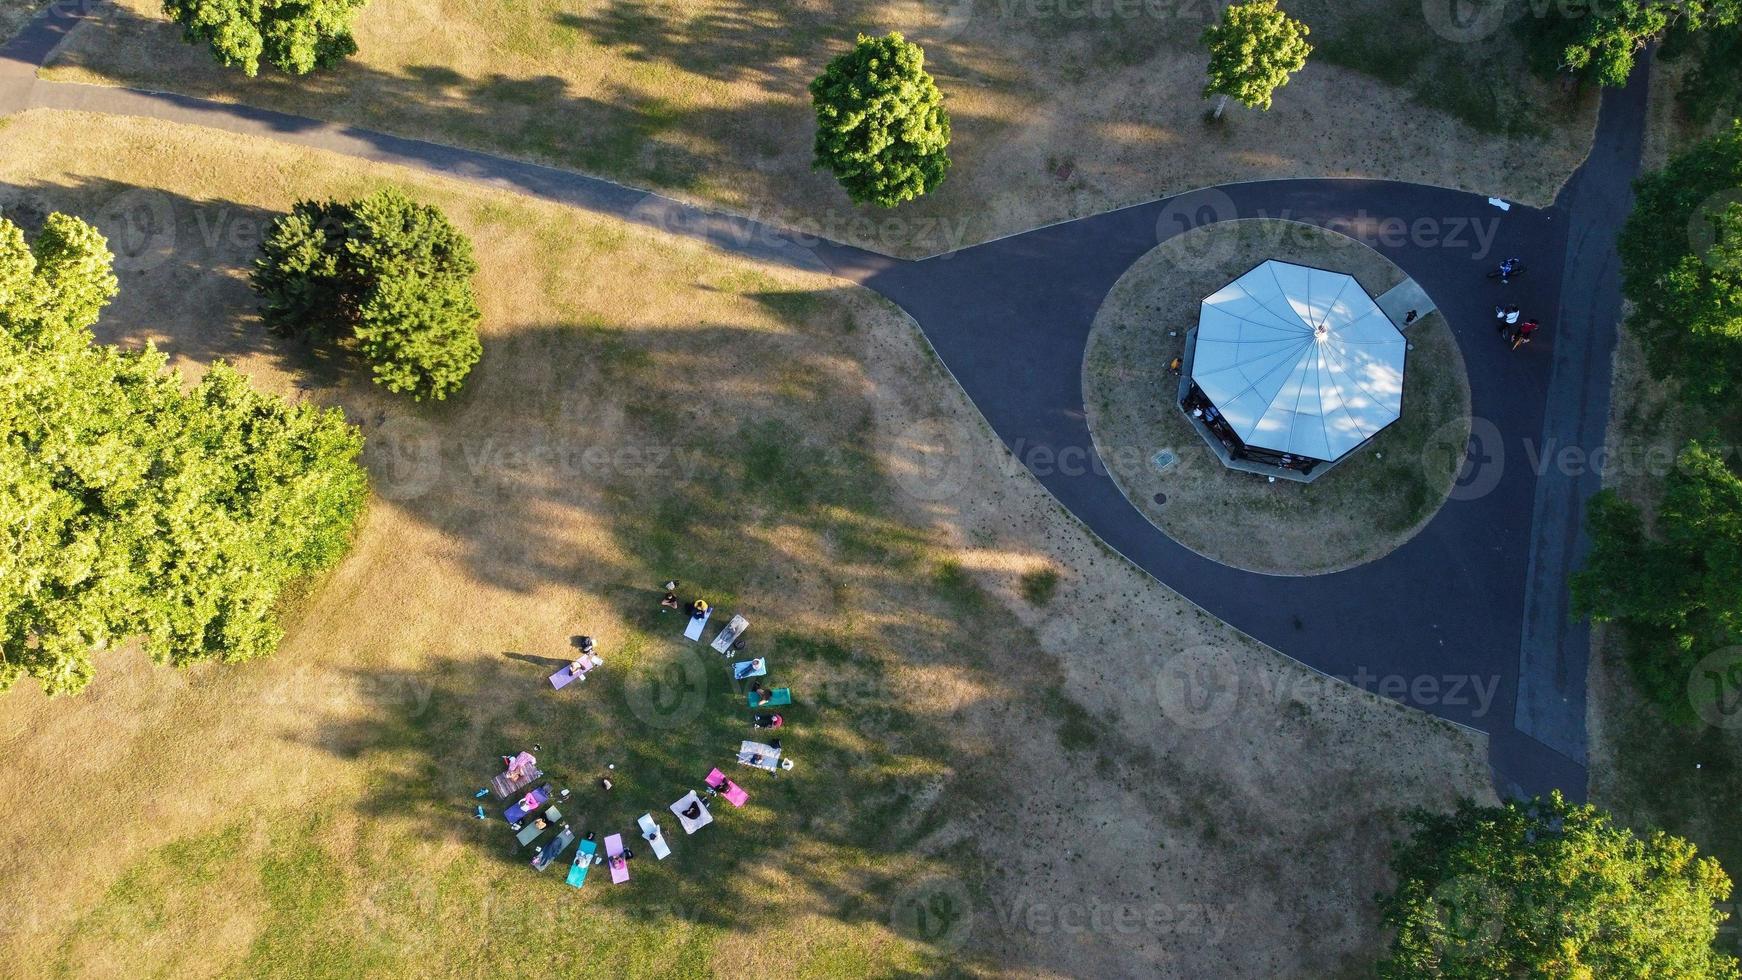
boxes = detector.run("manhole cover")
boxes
[1153,492,1168,505]
[1150,449,1178,474]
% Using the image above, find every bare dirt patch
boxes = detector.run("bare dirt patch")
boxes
[1083,219,1470,576]
[37,0,1596,258]
[0,109,1491,977]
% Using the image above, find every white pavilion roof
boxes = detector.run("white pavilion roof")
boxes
[1190,260,1406,461]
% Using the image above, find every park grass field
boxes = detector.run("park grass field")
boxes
[38,0,1595,258]
[0,109,1494,978]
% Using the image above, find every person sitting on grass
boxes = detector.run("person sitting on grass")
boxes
[753,712,783,730]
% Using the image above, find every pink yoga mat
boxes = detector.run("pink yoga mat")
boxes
[605,833,629,884]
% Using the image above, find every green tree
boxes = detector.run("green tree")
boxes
[1574,443,1742,716]
[162,0,367,76]
[809,32,951,208]
[1618,122,1742,407]
[0,213,368,696]
[1528,0,1739,87]
[254,188,483,400]
[1201,0,1312,120]
[1379,793,1739,978]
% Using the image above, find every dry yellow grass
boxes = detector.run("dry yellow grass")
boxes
[1083,219,1469,575]
[0,108,1492,977]
[38,0,1596,258]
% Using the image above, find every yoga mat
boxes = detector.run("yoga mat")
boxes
[710,615,749,653]
[637,813,672,860]
[683,608,712,641]
[744,688,791,708]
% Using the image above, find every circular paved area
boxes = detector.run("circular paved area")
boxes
[1082,218,1470,576]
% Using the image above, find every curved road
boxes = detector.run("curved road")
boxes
[1,5,1646,799]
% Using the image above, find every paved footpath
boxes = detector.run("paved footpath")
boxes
[1,4,1648,800]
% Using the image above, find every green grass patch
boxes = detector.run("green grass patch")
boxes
[1019,567,1061,606]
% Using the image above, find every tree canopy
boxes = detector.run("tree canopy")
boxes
[1573,442,1742,717]
[1201,0,1312,116]
[253,188,483,400]
[1527,0,1740,87]
[1618,122,1742,408]
[1,213,369,696]
[809,32,952,208]
[162,0,367,76]
[1378,793,1739,978]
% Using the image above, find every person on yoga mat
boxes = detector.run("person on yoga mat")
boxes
[750,683,771,706]
[682,800,703,820]
[690,598,710,619]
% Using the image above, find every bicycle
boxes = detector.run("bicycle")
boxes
[1486,260,1526,283]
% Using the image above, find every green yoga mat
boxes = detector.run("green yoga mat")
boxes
[745,687,791,708]
[568,840,597,888]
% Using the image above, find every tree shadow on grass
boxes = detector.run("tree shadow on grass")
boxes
[549,0,866,90]
[0,175,354,388]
